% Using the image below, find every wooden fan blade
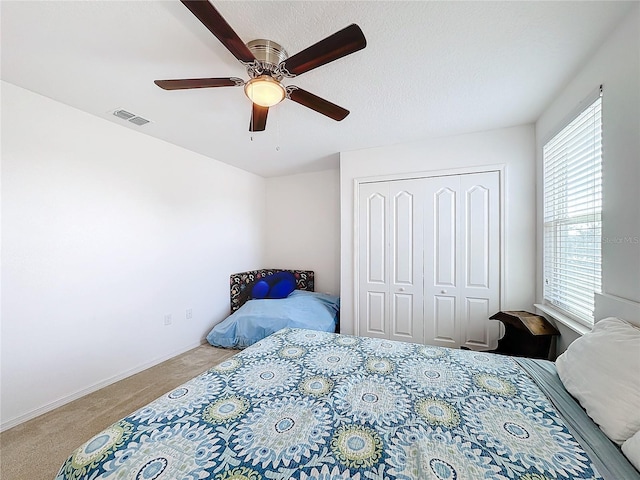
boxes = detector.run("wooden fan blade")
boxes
[279,24,366,77]
[287,87,349,121]
[154,77,243,90]
[181,0,255,64]
[250,103,269,131]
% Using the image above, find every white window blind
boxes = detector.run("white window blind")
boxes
[543,91,602,326]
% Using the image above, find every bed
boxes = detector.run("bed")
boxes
[206,269,340,348]
[55,294,640,480]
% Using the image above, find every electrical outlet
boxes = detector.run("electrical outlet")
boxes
[164,314,172,326]
[186,308,193,320]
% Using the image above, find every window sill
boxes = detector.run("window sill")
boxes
[533,304,593,336]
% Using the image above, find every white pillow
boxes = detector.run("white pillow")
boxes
[556,316,640,445]
[622,430,640,471]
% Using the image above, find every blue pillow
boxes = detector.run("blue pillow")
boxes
[250,271,297,299]
[267,272,296,298]
[251,280,270,299]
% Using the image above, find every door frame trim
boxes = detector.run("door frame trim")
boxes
[353,164,506,338]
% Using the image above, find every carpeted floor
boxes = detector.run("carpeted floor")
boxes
[0,343,237,480]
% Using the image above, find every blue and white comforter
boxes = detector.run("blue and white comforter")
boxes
[56,328,606,480]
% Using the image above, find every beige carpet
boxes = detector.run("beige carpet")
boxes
[0,344,237,480]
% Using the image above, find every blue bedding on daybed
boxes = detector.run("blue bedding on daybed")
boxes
[206,290,339,348]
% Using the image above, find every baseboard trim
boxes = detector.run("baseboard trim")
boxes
[0,339,207,433]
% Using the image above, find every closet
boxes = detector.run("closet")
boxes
[357,171,500,349]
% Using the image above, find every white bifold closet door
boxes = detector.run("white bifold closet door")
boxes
[358,179,424,342]
[358,171,500,349]
[423,172,500,349]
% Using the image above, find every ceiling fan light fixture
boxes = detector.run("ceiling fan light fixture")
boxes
[244,75,285,107]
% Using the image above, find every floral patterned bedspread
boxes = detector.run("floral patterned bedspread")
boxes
[56,328,603,480]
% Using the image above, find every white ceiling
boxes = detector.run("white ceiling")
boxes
[1,1,635,177]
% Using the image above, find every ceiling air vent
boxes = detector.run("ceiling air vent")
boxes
[113,109,135,120]
[112,109,151,126]
[129,116,150,126]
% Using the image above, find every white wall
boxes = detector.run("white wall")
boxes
[1,82,266,429]
[265,169,340,295]
[340,124,536,334]
[535,5,640,350]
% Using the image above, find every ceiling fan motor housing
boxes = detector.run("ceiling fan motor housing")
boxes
[246,39,288,78]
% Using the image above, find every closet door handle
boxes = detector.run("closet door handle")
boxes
[441,289,447,294]
[398,287,406,292]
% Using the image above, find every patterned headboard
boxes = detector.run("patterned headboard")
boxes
[229,269,314,313]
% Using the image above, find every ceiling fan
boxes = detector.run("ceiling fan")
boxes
[154,0,367,132]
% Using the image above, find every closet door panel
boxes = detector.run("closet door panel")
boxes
[392,190,414,285]
[392,293,415,338]
[424,177,460,347]
[366,192,387,284]
[463,297,490,346]
[459,172,500,349]
[466,185,490,288]
[358,183,389,339]
[389,180,424,342]
[435,187,457,287]
[366,292,387,335]
[433,295,457,345]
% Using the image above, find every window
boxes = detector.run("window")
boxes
[543,89,602,326]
